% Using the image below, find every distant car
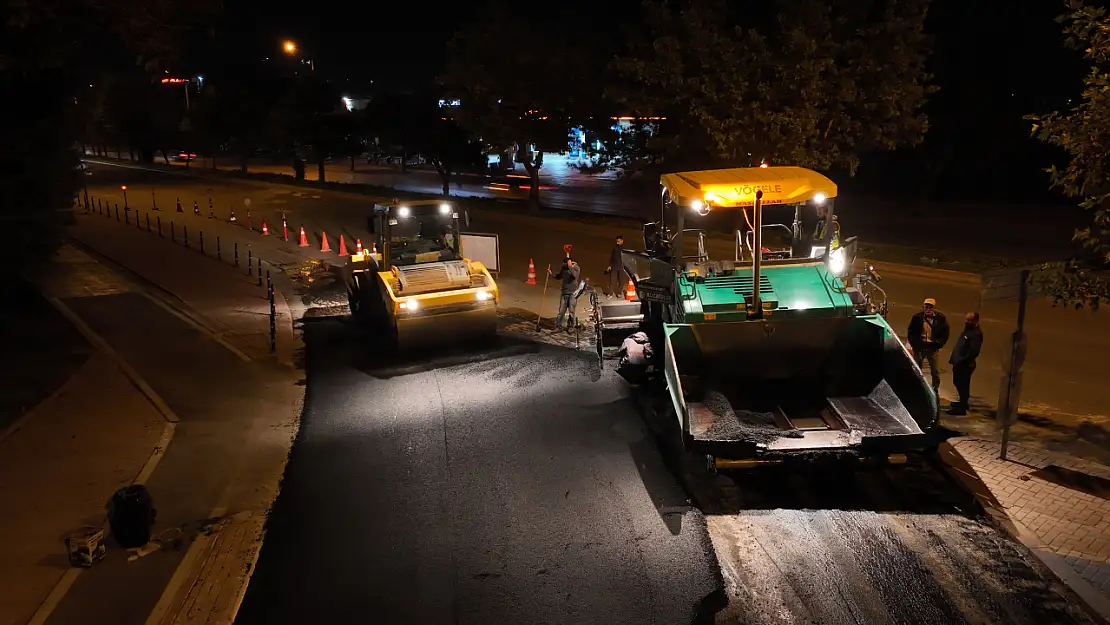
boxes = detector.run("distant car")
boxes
[169,151,197,162]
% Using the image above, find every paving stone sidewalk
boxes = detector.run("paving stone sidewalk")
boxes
[950,437,1110,616]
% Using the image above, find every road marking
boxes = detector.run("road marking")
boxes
[139,292,252,363]
[26,300,183,625]
[48,297,179,423]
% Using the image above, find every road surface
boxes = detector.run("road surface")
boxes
[71,165,1105,623]
[234,318,723,624]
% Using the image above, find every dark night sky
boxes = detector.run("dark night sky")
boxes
[194,0,1086,200]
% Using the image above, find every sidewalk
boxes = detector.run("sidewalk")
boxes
[70,210,297,366]
[942,437,1110,621]
[0,351,167,625]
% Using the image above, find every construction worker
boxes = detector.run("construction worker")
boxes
[813,204,841,250]
[605,235,627,299]
[548,256,581,331]
[907,298,950,395]
[947,312,984,415]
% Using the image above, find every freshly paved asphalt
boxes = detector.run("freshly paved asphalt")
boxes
[235,318,722,624]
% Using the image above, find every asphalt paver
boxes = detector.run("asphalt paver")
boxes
[236,318,723,624]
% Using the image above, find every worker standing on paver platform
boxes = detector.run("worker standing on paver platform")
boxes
[947,312,983,415]
[907,298,950,394]
[605,235,628,299]
[548,256,581,331]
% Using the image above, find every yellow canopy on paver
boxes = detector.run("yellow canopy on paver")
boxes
[661,166,837,208]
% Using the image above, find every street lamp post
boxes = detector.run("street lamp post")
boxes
[282,40,315,72]
[121,185,129,210]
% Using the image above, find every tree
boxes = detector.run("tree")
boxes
[364,92,486,196]
[1,0,218,277]
[1028,2,1110,310]
[612,0,934,174]
[443,9,600,208]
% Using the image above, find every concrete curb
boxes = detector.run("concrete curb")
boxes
[936,438,1110,623]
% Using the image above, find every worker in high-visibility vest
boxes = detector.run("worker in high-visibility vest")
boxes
[813,204,841,250]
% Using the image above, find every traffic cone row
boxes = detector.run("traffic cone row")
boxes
[356,239,363,254]
[338,235,348,256]
[261,221,270,236]
[526,258,537,285]
[298,226,309,247]
[320,232,331,253]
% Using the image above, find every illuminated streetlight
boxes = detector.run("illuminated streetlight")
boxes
[282,40,314,72]
[283,40,296,54]
[121,185,129,209]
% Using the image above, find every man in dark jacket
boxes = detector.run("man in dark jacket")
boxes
[549,256,582,330]
[605,235,627,298]
[906,298,950,394]
[947,312,984,415]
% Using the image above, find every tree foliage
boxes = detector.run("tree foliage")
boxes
[612,0,935,173]
[443,8,600,206]
[1,0,218,277]
[1028,1,1110,310]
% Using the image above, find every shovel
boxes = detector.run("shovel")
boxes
[536,264,551,330]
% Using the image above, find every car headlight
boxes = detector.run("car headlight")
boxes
[476,290,491,301]
[399,299,419,311]
[829,247,846,275]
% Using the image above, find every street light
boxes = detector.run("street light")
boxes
[121,185,129,209]
[282,40,314,72]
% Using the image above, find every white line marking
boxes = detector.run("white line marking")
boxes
[48,297,179,423]
[139,292,252,363]
[26,301,183,625]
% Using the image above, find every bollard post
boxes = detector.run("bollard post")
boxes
[184,225,189,248]
[115,204,120,221]
[200,231,205,254]
[257,258,262,287]
[247,248,253,275]
[234,242,239,267]
[268,272,277,355]
[98,198,103,215]
[146,213,150,231]
[125,207,130,225]
[157,216,162,237]
[151,190,158,211]
[217,236,222,261]
[171,222,176,242]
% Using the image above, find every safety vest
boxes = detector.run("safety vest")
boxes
[815,218,841,250]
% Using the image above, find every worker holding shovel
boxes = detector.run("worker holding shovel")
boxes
[548,256,582,332]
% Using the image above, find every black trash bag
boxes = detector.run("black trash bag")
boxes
[107,485,156,548]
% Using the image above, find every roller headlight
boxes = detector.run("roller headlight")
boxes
[476,290,491,301]
[397,206,411,218]
[399,299,419,311]
[439,203,452,215]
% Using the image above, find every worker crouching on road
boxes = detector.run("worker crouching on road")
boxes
[907,298,950,395]
[605,235,628,299]
[947,312,984,415]
[549,256,582,331]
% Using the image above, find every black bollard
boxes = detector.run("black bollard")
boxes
[157,216,162,237]
[125,207,130,225]
[115,204,120,221]
[184,225,189,248]
[200,231,205,254]
[217,236,221,261]
[146,213,150,231]
[257,258,262,287]
[98,198,103,215]
[247,248,252,275]
[268,272,277,354]
[234,242,239,267]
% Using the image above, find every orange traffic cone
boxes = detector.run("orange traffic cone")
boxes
[625,278,637,301]
[261,220,270,236]
[193,200,200,215]
[176,198,183,213]
[229,208,237,223]
[526,258,537,285]
[370,242,377,254]
[355,238,363,254]
[298,226,309,247]
[337,235,349,256]
[320,231,332,253]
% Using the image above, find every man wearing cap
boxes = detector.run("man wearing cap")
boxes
[907,298,950,394]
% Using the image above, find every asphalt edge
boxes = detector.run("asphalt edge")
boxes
[858,258,981,286]
[26,297,181,625]
[935,438,1110,624]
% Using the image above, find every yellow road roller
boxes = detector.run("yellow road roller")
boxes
[344,200,499,348]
